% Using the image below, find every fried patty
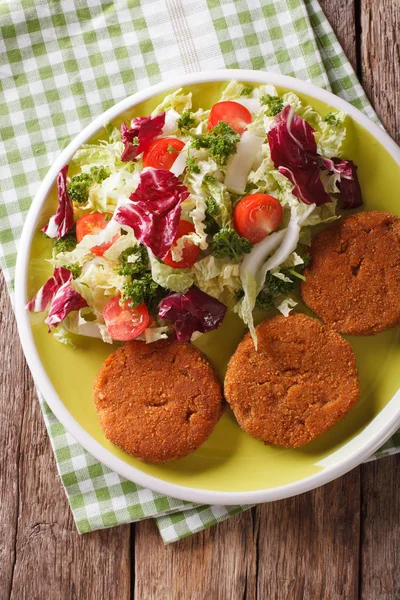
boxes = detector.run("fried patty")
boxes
[93,339,224,463]
[301,211,400,335]
[224,314,359,448]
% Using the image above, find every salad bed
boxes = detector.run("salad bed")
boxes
[27,81,362,348]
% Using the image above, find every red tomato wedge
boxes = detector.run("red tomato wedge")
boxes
[234,194,283,244]
[163,220,200,269]
[143,137,185,170]
[76,212,120,256]
[103,296,150,341]
[208,101,252,135]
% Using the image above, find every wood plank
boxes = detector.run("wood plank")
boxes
[319,0,357,71]
[0,275,131,600]
[359,1,400,596]
[360,457,400,599]
[135,471,361,600]
[361,0,400,143]
[0,274,26,600]
[255,469,361,599]
[134,510,257,599]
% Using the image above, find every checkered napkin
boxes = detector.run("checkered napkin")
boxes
[1,0,399,544]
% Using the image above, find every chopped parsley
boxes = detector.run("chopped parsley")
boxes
[255,290,274,310]
[240,85,254,96]
[177,110,196,131]
[204,197,220,235]
[255,255,311,309]
[118,246,166,311]
[122,272,165,311]
[117,246,148,277]
[90,166,111,183]
[260,94,284,117]
[65,263,82,279]
[67,172,91,204]
[211,227,252,262]
[168,144,180,155]
[266,271,295,295]
[190,121,240,166]
[323,112,341,126]
[67,166,110,204]
[186,156,200,174]
[256,271,295,309]
[54,231,77,253]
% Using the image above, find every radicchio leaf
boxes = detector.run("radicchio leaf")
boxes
[268,106,363,208]
[41,166,74,239]
[268,105,318,169]
[120,113,166,162]
[26,266,87,331]
[114,168,190,259]
[26,267,72,312]
[158,287,227,343]
[319,157,353,177]
[278,165,331,206]
[45,282,88,329]
[333,159,363,209]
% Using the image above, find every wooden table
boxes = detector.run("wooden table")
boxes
[1,2,399,598]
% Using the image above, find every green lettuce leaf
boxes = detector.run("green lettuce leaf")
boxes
[202,175,232,227]
[282,92,321,128]
[192,255,241,304]
[183,160,221,249]
[87,170,140,213]
[71,257,126,316]
[220,80,250,101]
[102,231,139,261]
[316,111,347,157]
[274,296,297,317]
[151,88,192,115]
[148,250,194,292]
[53,326,76,348]
[234,270,258,347]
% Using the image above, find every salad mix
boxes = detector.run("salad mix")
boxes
[27,81,362,348]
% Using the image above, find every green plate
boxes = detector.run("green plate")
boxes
[25,77,400,498]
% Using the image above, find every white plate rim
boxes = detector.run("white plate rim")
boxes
[14,69,400,505]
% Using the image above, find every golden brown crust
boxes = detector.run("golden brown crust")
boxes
[300,211,400,335]
[93,339,224,463]
[224,314,360,448]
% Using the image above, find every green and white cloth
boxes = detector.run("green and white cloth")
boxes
[1,0,399,544]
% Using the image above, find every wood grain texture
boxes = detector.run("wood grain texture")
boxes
[358,4,400,597]
[360,456,400,600]
[361,0,400,143]
[254,469,361,600]
[134,511,257,600]
[0,274,27,600]
[319,0,357,70]
[0,275,131,600]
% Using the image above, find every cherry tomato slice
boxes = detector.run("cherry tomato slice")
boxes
[163,220,200,269]
[76,212,119,256]
[143,137,185,170]
[234,194,283,244]
[208,101,252,135]
[103,296,150,341]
